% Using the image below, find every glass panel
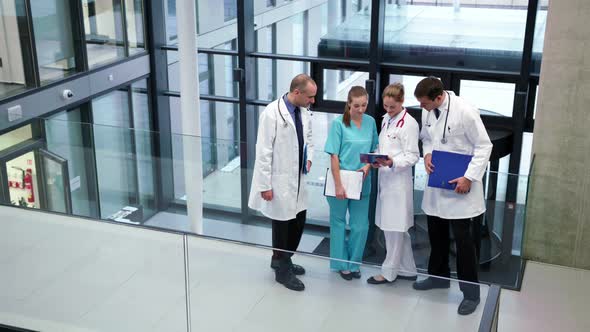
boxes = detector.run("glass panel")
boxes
[30,0,78,83]
[167,50,237,97]
[459,80,516,117]
[169,98,240,210]
[387,74,430,108]
[382,1,529,72]
[91,89,137,219]
[82,0,126,68]
[0,0,28,99]
[0,125,32,152]
[40,151,68,214]
[256,59,310,101]
[196,0,237,49]
[323,69,369,102]
[6,151,39,209]
[305,111,340,226]
[532,0,549,74]
[125,0,146,55]
[45,110,97,218]
[255,0,370,59]
[131,80,157,219]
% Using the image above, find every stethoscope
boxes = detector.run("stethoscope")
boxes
[425,91,452,144]
[277,95,289,128]
[277,94,312,127]
[382,109,407,130]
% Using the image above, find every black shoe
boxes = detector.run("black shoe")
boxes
[290,264,305,276]
[339,271,353,280]
[271,259,305,276]
[275,272,305,291]
[351,271,361,279]
[367,276,390,285]
[458,298,480,315]
[396,275,418,281]
[412,277,450,291]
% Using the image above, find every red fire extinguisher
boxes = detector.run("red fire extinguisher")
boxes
[24,168,35,203]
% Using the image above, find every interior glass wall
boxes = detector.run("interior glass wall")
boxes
[82,0,126,68]
[30,0,78,83]
[45,108,97,218]
[0,0,29,99]
[125,0,146,55]
[381,0,539,72]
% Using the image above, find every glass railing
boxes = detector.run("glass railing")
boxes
[1,118,531,288]
[0,203,497,331]
[0,118,518,330]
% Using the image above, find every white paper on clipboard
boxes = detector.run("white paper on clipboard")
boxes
[323,168,363,200]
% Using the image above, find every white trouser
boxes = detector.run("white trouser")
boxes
[381,231,417,281]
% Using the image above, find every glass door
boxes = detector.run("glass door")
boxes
[38,149,72,214]
[0,142,72,215]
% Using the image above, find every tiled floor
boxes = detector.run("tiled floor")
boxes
[0,205,487,332]
[499,261,590,331]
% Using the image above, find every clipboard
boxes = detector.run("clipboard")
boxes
[323,168,363,200]
[427,150,473,190]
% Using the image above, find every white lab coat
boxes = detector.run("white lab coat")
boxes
[420,91,493,219]
[375,110,420,232]
[248,97,314,221]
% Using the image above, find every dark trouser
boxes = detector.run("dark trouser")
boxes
[427,215,480,300]
[272,210,306,268]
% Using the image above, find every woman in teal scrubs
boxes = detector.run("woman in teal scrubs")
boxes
[324,86,378,280]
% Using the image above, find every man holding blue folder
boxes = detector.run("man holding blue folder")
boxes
[412,77,492,315]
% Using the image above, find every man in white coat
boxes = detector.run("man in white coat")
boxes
[367,83,419,285]
[412,77,492,315]
[248,74,316,291]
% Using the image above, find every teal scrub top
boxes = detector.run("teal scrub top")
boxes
[325,114,379,195]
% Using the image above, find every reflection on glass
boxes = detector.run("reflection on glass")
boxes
[191,0,238,48]
[131,80,157,218]
[257,59,310,101]
[92,90,136,218]
[82,0,125,68]
[0,125,32,151]
[165,0,177,42]
[169,97,241,210]
[40,151,68,214]
[253,0,366,58]
[125,0,145,54]
[0,0,28,99]
[304,111,340,225]
[460,80,515,117]
[382,2,540,71]
[45,110,97,218]
[30,0,78,83]
[167,50,236,97]
[323,69,369,101]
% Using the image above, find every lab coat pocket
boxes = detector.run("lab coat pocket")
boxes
[271,174,290,199]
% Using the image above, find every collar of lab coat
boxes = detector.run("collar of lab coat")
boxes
[278,97,295,129]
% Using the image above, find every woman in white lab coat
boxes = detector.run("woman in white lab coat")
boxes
[367,83,420,284]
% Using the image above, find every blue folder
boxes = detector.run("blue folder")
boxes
[427,150,473,190]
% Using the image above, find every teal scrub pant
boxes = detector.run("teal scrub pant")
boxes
[327,195,370,272]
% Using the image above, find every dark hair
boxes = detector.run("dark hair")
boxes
[289,74,316,93]
[343,86,368,127]
[382,83,404,102]
[414,76,444,101]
